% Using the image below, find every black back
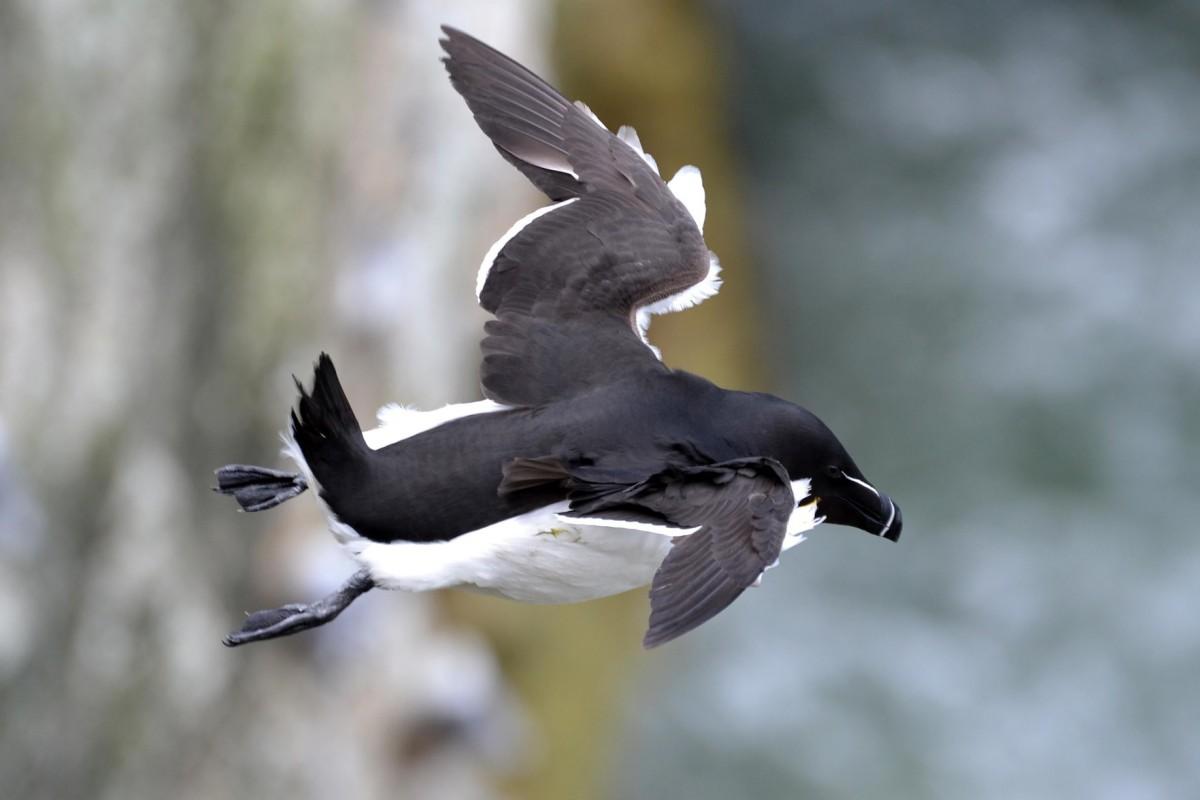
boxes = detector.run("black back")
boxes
[323,372,828,544]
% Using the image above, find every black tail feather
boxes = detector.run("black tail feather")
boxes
[291,353,367,485]
[214,464,308,511]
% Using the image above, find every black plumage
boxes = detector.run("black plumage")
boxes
[566,457,796,647]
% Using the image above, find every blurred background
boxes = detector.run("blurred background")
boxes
[2,0,1198,798]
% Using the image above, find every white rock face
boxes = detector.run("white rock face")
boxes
[0,3,544,798]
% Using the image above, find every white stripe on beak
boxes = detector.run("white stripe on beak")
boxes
[841,471,879,498]
[878,498,897,538]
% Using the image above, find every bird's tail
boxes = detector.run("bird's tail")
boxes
[288,353,369,494]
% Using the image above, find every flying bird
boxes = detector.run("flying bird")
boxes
[216,26,901,650]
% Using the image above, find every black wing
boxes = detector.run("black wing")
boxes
[563,457,795,648]
[441,27,719,407]
[441,25,670,202]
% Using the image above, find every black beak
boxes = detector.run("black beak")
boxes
[819,479,902,541]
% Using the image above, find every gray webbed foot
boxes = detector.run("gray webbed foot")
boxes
[223,568,375,647]
[214,464,308,512]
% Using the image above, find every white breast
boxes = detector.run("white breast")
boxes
[354,483,825,603]
[354,502,675,604]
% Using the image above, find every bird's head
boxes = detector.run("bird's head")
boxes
[782,405,902,542]
[807,455,901,541]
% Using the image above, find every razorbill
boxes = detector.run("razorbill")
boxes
[216,26,902,650]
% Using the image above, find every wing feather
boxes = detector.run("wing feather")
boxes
[561,457,795,648]
[441,27,722,406]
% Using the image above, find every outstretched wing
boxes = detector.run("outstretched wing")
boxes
[562,457,795,648]
[440,27,722,407]
[440,25,680,205]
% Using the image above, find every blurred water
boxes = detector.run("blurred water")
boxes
[618,2,1200,798]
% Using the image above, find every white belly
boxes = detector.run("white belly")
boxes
[352,502,676,604]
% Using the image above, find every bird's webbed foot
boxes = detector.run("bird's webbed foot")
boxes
[223,568,374,647]
[214,464,308,512]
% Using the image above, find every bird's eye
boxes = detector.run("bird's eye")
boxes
[825,465,841,479]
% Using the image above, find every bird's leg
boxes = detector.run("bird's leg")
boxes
[223,568,375,647]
